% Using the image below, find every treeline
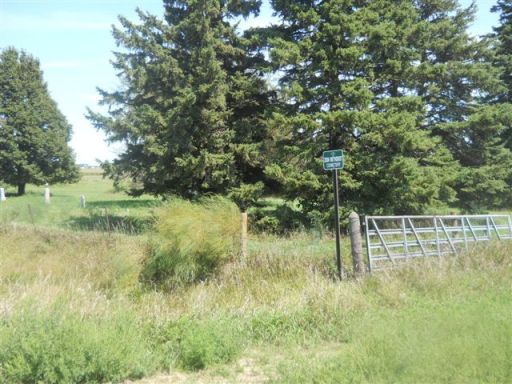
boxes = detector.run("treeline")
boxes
[88,0,512,226]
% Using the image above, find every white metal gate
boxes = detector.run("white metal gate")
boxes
[364,215,512,271]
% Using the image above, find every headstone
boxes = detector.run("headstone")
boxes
[80,195,86,208]
[0,188,6,201]
[44,183,50,204]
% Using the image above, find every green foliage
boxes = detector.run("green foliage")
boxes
[0,306,155,384]
[228,181,265,212]
[262,1,457,219]
[167,318,244,371]
[88,1,272,209]
[0,48,79,195]
[249,198,308,234]
[141,196,240,289]
[493,0,512,103]
[261,0,512,219]
[87,0,512,223]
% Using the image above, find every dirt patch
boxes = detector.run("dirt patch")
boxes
[124,356,268,384]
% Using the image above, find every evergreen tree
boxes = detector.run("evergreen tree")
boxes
[88,0,272,210]
[265,0,457,222]
[476,0,512,210]
[418,0,512,211]
[264,0,512,219]
[0,48,79,195]
[492,0,512,102]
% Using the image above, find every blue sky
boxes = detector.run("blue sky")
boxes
[0,0,500,165]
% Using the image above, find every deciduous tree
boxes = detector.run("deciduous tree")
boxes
[0,48,79,195]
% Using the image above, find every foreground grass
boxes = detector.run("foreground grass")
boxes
[0,223,511,383]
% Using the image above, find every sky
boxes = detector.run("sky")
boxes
[0,0,501,165]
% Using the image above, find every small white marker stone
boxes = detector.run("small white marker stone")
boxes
[44,183,50,204]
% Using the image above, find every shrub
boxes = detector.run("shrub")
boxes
[254,215,280,233]
[141,196,240,290]
[250,200,308,234]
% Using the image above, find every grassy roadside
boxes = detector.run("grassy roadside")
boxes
[0,173,511,383]
[0,223,511,383]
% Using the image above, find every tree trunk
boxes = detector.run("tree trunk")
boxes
[17,183,26,196]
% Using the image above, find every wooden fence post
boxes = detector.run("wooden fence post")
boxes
[240,211,248,260]
[349,211,364,275]
[80,195,86,208]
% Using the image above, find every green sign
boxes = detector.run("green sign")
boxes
[323,149,344,170]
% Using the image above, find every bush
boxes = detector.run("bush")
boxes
[141,196,240,290]
[250,200,308,234]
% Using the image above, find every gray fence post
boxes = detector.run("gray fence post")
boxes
[349,211,364,275]
[80,195,86,208]
[0,187,6,201]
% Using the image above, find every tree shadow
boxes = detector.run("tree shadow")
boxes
[87,199,160,210]
[66,211,155,235]
[4,191,39,198]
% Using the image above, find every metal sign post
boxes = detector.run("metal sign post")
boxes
[323,149,344,279]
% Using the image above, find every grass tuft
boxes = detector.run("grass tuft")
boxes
[140,196,241,290]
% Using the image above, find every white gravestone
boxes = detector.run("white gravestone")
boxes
[44,184,50,204]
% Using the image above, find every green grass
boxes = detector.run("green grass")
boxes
[274,288,512,383]
[0,304,156,384]
[141,197,241,290]
[0,174,511,383]
[0,169,160,233]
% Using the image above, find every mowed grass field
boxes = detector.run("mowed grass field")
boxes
[0,168,160,233]
[0,170,511,383]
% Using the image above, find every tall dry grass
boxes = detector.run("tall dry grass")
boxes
[0,221,511,383]
[140,197,241,290]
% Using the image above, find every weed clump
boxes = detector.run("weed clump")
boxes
[141,196,240,290]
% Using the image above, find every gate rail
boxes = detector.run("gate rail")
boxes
[364,215,512,271]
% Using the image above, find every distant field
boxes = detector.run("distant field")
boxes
[0,168,160,232]
[0,174,511,383]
